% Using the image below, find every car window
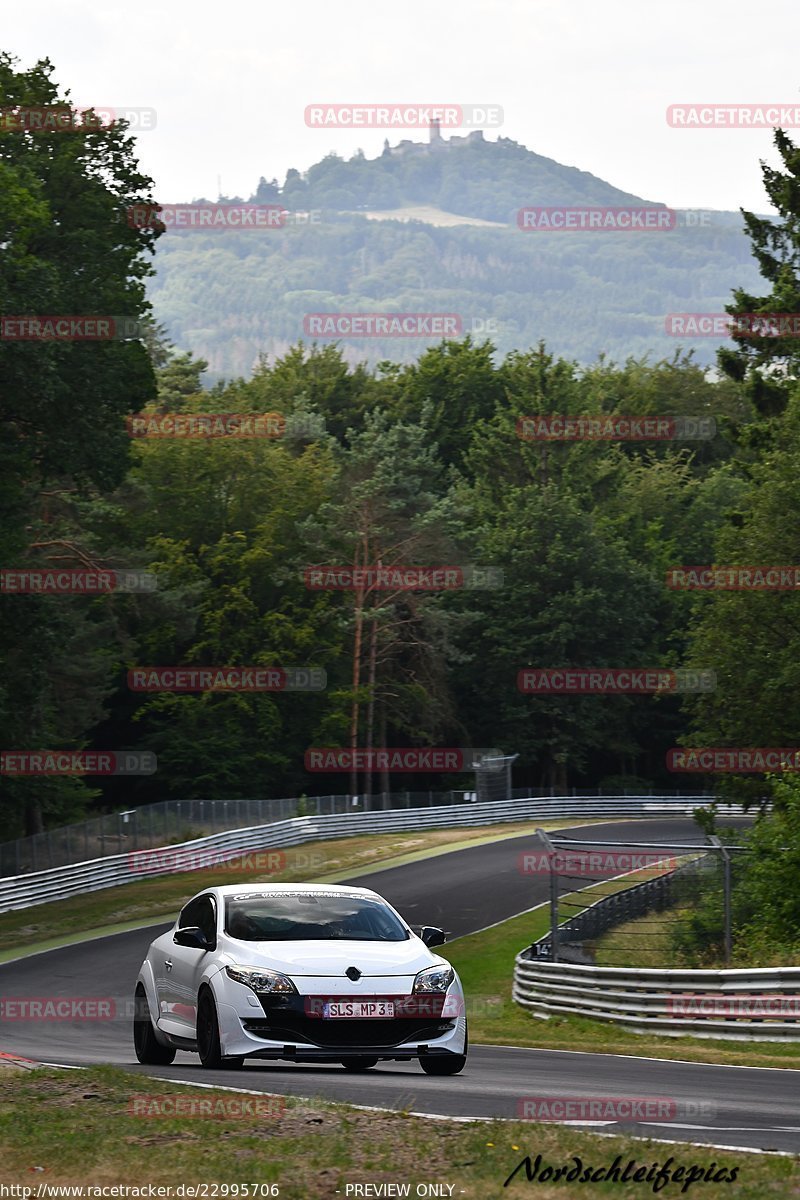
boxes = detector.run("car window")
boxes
[178,895,217,945]
[224,893,409,941]
[178,898,200,929]
[195,896,217,944]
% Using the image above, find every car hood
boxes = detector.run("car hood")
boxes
[218,936,440,977]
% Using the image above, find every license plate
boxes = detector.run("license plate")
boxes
[323,1000,395,1019]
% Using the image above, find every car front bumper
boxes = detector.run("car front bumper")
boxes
[214,984,468,1060]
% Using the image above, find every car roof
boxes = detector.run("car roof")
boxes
[200,882,381,899]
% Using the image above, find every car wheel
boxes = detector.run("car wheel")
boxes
[197,988,244,1070]
[420,1054,466,1075]
[420,1025,468,1075]
[133,985,176,1065]
[340,1057,379,1071]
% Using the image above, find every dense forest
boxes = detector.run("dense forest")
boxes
[3,54,800,856]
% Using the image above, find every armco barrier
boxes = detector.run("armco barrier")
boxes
[0,794,721,913]
[0,791,469,876]
[513,954,800,1041]
[0,788,712,876]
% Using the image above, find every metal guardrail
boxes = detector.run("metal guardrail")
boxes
[513,954,800,1041]
[0,787,713,876]
[0,793,721,913]
[0,791,466,876]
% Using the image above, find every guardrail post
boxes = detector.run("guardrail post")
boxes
[549,855,559,961]
[710,836,732,966]
[535,828,559,962]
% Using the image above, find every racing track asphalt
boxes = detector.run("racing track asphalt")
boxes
[4,816,799,1153]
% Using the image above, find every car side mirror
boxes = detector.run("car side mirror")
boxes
[420,925,447,948]
[174,926,211,950]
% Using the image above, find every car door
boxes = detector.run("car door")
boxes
[148,928,181,1028]
[161,894,218,1035]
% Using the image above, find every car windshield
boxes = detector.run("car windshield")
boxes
[224,892,409,942]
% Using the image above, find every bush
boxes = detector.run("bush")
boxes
[668,780,800,965]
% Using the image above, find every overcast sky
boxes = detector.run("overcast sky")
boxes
[4,0,798,212]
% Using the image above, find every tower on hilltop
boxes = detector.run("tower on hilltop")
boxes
[429,118,442,144]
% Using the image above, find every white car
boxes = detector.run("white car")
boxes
[133,882,468,1075]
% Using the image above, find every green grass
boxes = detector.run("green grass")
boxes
[591,905,702,968]
[0,1066,795,1197]
[591,905,800,971]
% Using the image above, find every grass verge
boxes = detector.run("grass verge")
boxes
[0,1066,795,1197]
[589,905,800,971]
[591,906,700,968]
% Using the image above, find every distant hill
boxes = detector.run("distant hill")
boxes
[146,132,763,378]
[273,133,656,222]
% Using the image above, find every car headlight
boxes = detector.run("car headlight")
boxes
[413,963,455,993]
[225,965,297,994]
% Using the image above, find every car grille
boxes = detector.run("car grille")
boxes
[243,1012,454,1047]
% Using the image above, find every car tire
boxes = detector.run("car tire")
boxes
[133,985,176,1065]
[420,1025,468,1075]
[197,988,244,1070]
[340,1057,379,1071]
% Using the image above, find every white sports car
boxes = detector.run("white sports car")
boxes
[133,882,468,1074]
